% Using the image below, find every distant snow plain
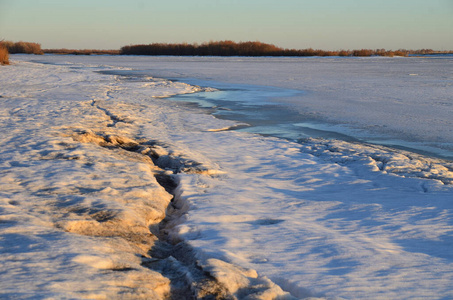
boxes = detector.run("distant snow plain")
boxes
[1,54,452,299]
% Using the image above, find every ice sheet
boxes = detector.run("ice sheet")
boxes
[0,61,174,298]
[2,55,453,299]
[0,58,294,299]
[27,54,453,159]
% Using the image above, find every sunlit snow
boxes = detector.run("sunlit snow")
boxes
[1,54,452,299]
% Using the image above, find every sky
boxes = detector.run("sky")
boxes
[0,0,452,50]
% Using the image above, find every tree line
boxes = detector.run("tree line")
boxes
[1,41,43,55]
[120,41,451,57]
[1,39,452,58]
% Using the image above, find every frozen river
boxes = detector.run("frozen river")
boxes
[78,55,453,160]
[2,54,453,299]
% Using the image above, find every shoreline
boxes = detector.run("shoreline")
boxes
[87,55,453,163]
[2,55,453,299]
[162,76,453,164]
[0,58,296,299]
[167,88,453,185]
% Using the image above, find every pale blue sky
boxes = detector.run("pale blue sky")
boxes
[0,0,452,50]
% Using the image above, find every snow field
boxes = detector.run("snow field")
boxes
[170,128,453,299]
[2,55,453,299]
[0,60,294,299]
[0,62,173,299]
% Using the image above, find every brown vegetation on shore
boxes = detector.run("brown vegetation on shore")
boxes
[2,41,43,55]
[120,41,453,57]
[0,40,10,65]
[121,41,284,56]
[0,46,9,65]
[5,40,452,58]
[43,48,120,55]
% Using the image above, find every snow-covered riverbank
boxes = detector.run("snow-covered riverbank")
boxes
[1,55,453,299]
[0,59,293,299]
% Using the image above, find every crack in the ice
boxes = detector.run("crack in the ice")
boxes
[145,242,232,300]
[70,129,235,299]
[91,100,131,127]
[69,129,296,299]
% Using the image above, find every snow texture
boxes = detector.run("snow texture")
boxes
[1,55,453,299]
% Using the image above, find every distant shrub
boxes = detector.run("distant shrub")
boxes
[43,48,120,55]
[121,41,286,56]
[393,50,407,57]
[122,42,350,57]
[414,49,434,55]
[0,44,9,65]
[120,41,419,57]
[407,49,453,56]
[4,41,43,54]
[352,49,374,57]
[338,50,351,57]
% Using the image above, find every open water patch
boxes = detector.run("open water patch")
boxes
[95,68,453,162]
[170,79,362,142]
[171,79,453,162]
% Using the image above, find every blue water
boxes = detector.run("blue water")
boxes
[170,79,453,161]
[173,80,361,141]
[99,69,356,141]
[96,68,453,161]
